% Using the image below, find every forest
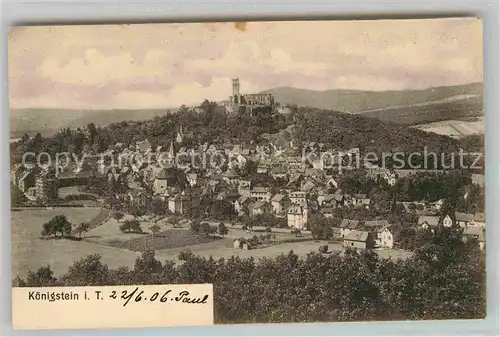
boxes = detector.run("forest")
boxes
[13,227,485,323]
[10,101,484,171]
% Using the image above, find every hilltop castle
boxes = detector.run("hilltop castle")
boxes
[224,78,275,115]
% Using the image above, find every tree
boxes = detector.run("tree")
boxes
[87,122,98,145]
[11,183,26,207]
[150,199,166,216]
[75,222,90,238]
[178,249,195,261]
[60,254,108,286]
[322,225,333,240]
[190,220,201,234]
[149,224,161,237]
[218,222,229,237]
[133,250,162,283]
[113,211,125,222]
[311,224,323,240]
[25,266,57,287]
[318,245,329,254]
[41,215,72,238]
[130,205,146,220]
[119,219,142,233]
[210,200,237,220]
[199,223,216,237]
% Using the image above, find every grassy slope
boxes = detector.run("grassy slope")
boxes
[262,82,482,113]
[358,95,483,125]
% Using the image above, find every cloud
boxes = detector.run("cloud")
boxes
[113,77,259,108]
[8,18,482,109]
[39,48,171,85]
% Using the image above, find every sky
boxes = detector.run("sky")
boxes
[8,18,482,109]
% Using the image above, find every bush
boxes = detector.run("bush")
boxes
[119,220,142,233]
[319,245,329,254]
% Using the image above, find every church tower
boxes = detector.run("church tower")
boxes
[176,125,184,143]
[167,140,175,162]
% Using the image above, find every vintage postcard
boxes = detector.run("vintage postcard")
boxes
[9,18,485,329]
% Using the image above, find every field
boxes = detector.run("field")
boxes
[106,229,222,251]
[411,117,484,138]
[11,208,141,278]
[12,209,413,278]
[358,95,482,125]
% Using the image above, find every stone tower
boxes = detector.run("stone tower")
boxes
[232,78,240,103]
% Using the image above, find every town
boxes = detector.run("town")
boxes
[8,18,487,327]
[10,79,486,276]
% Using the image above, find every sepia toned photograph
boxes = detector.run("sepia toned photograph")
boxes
[9,18,485,326]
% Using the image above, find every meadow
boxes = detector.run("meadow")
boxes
[12,208,412,278]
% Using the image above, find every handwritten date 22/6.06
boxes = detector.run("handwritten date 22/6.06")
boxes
[104,287,209,307]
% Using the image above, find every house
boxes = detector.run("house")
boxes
[136,139,152,153]
[343,230,374,250]
[289,191,307,205]
[383,171,397,186]
[168,194,190,214]
[316,190,327,205]
[319,194,335,207]
[35,172,58,200]
[222,168,240,185]
[152,169,169,195]
[375,227,394,249]
[434,199,445,211]
[238,179,251,196]
[10,164,24,186]
[233,238,246,249]
[332,190,345,208]
[471,213,485,229]
[18,171,35,193]
[353,194,370,209]
[270,166,287,179]
[287,204,308,229]
[332,227,342,239]
[321,207,336,218]
[187,173,198,187]
[418,215,440,230]
[364,220,390,230]
[311,158,324,170]
[251,187,272,202]
[235,195,255,215]
[471,173,485,187]
[326,176,338,189]
[249,200,273,217]
[462,227,485,250]
[287,157,305,170]
[339,219,360,238]
[216,190,240,209]
[300,180,316,194]
[442,215,453,227]
[257,161,269,174]
[455,212,474,228]
[26,187,37,201]
[128,188,152,207]
[270,193,290,217]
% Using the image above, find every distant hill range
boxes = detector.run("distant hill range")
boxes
[262,82,483,125]
[10,82,482,138]
[10,108,171,138]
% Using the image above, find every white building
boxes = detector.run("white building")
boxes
[287,204,308,229]
[250,187,272,202]
[375,227,394,249]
